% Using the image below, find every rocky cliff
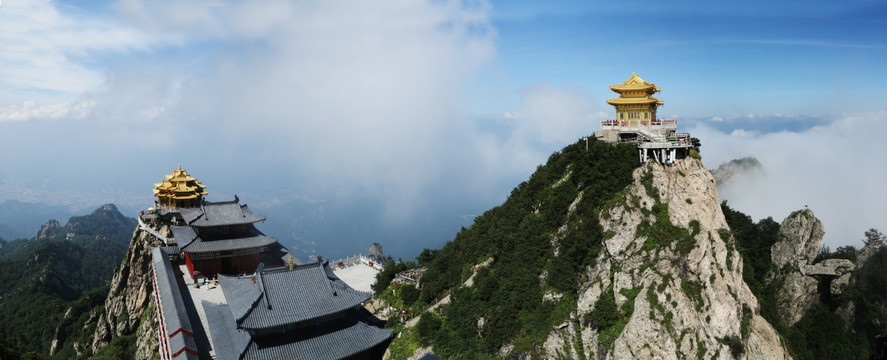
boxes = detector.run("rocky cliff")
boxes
[765,209,862,326]
[542,159,791,359]
[93,224,164,356]
[711,157,763,189]
[74,220,169,359]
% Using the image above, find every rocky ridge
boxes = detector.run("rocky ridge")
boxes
[765,209,863,326]
[37,219,61,239]
[541,159,790,359]
[71,221,168,358]
[90,224,168,359]
[711,157,763,189]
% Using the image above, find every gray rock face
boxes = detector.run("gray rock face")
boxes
[801,258,854,277]
[771,209,824,269]
[86,225,165,358]
[831,273,852,296]
[369,242,385,264]
[37,219,60,239]
[767,208,850,326]
[711,157,763,188]
[544,159,791,359]
[858,241,884,268]
[774,271,819,326]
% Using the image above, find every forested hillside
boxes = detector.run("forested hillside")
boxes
[377,137,641,358]
[373,136,886,359]
[724,201,887,359]
[0,204,135,358]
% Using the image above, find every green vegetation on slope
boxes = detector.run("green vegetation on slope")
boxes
[722,201,885,359]
[0,205,135,357]
[411,137,639,358]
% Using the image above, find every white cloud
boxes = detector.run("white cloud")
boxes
[0,0,501,223]
[690,112,887,249]
[0,0,158,99]
[729,129,758,138]
[0,100,96,122]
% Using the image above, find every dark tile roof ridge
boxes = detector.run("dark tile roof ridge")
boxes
[317,261,336,296]
[201,300,251,360]
[217,273,263,327]
[170,225,198,249]
[239,264,267,325]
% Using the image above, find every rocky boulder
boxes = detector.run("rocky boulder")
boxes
[771,209,824,269]
[86,224,165,358]
[801,258,854,277]
[711,157,763,189]
[858,240,885,268]
[369,242,385,264]
[549,159,791,359]
[767,208,848,326]
[37,219,60,239]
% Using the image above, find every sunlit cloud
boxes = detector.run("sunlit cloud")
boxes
[0,0,160,99]
[690,111,887,249]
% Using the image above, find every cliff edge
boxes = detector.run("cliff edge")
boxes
[551,159,792,359]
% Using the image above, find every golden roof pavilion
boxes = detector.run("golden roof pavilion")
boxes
[606,73,664,126]
[153,165,208,208]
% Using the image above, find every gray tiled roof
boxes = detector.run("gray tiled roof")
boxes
[202,301,251,360]
[202,303,392,360]
[167,332,198,358]
[152,247,198,357]
[180,201,265,227]
[218,261,371,330]
[170,225,278,254]
[242,311,393,360]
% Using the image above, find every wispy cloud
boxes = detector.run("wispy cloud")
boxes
[0,0,159,99]
[689,111,887,249]
[0,100,96,122]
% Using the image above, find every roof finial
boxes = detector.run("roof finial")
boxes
[178,164,182,171]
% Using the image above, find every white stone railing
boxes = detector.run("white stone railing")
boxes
[330,254,384,271]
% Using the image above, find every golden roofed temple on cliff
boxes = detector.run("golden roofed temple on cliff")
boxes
[595,73,692,165]
[153,165,208,209]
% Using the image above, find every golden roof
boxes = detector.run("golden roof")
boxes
[153,165,208,202]
[607,73,664,107]
[609,73,660,94]
[606,97,663,105]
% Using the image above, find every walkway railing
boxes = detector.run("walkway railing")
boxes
[330,254,385,271]
[138,216,174,245]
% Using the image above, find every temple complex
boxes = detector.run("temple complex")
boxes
[172,199,282,279]
[147,168,392,360]
[154,165,208,209]
[595,73,692,165]
[203,262,392,359]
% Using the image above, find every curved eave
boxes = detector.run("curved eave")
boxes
[609,84,658,93]
[169,194,199,200]
[606,97,664,105]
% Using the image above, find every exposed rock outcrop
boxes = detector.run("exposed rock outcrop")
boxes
[711,157,763,189]
[766,209,860,325]
[768,210,824,326]
[85,223,167,357]
[544,159,791,359]
[858,240,885,268]
[369,242,385,264]
[771,209,824,269]
[37,219,60,239]
[801,258,854,277]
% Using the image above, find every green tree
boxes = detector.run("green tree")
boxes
[864,228,884,246]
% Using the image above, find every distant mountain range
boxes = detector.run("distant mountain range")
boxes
[0,204,136,358]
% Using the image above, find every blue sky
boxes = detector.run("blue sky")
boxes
[0,0,885,258]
